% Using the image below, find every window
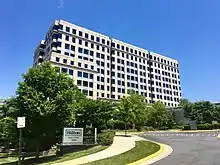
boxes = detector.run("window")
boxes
[84,64,88,68]
[89,91,93,96]
[56,57,60,62]
[102,46,105,52]
[61,68,67,73]
[63,59,67,64]
[96,45,99,50]
[102,39,105,44]
[84,49,89,55]
[79,39,82,45]
[66,26,70,32]
[91,35,94,40]
[65,44,70,49]
[90,74,93,79]
[64,52,69,56]
[69,69,73,75]
[65,35,69,41]
[71,45,75,51]
[79,31,82,36]
[85,41,88,47]
[83,81,88,87]
[91,65,94,70]
[78,47,83,53]
[101,54,105,59]
[78,62,81,67]
[83,90,88,96]
[96,37,100,42]
[78,71,82,77]
[77,80,82,85]
[83,72,88,78]
[72,29,76,34]
[70,61,74,65]
[85,33,88,39]
[72,37,75,43]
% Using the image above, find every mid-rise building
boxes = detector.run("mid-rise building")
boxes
[34,20,181,107]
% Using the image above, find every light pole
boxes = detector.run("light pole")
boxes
[17,117,25,165]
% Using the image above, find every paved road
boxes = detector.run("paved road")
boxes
[140,131,220,165]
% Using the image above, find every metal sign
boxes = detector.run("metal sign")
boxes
[62,128,97,145]
[83,128,97,144]
[17,117,25,128]
[62,128,83,145]
[189,120,197,130]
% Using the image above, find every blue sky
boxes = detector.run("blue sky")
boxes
[0,0,219,102]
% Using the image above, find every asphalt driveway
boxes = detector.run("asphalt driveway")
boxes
[140,131,220,165]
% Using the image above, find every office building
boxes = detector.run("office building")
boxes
[34,20,181,107]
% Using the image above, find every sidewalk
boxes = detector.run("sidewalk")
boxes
[55,135,139,165]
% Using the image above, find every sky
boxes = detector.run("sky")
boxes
[0,0,219,102]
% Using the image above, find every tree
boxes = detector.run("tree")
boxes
[75,99,114,132]
[116,96,135,135]
[13,62,85,158]
[147,101,167,128]
[179,98,193,119]
[128,90,148,129]
[0,117,17,149]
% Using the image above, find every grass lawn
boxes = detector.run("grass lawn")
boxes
[84,141,160,165]
[0,145,108,165]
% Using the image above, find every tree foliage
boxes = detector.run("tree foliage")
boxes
[75,99,114,132]
[10,62,84,157]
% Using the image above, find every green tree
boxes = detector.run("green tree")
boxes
[13,62,84,158]
[0,117,17,149]
[128,91,148,129]
[116,96,135,135]
[179,98,193,119]
[147,101,167,128]
[75,99,114,132]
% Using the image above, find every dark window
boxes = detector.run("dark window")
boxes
[56,57,60,62]
[84,49,89,55]
[65,35,69,41]
[79,39,82,45]
[85,33,88,39]
[69,69,73,75]
[79,31,82,36]
[64,52,69,56]
[63,59,67,64]
[91,35,94,40]
[83,72,88,78]
[71,45,75,51]
[102,39,105,44]
[72,37,75,43]
[77,80,82,85]
[96,37,100,42]
[66,26,70,32]
[78,47,83,53]
[78,71,82,77]
[72,29,76,34]
[78,62,81,67]
[70,61,74,65]
[65,44,70,49]
[61,68,67,73]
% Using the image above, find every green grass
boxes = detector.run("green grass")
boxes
[84,141,160,165]
[0,145,108,165]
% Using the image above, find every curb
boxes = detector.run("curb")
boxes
[127,140,172,165]
[147,129,220,133]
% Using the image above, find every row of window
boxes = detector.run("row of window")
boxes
[56,67,74,76]
[77,80,93,88]
[78,71,94,79]
[112,46,178,67]
[57,24,110,46]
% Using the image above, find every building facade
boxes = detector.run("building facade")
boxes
[34,20,181,107]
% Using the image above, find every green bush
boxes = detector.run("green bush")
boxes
[197,123,213,130]
[212,123,220,129]
[182,125,190,130]
[172,125,184,130]
[97,130,115,146]
[142,126,155,131]
[157,126,169,130]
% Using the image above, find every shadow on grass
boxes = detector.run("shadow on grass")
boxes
[115,134,132,137]
[0,145,95,165]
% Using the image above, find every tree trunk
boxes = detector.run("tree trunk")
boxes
[35,141,40,159]
[125,123,127,136]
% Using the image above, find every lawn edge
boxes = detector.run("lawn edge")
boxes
[127,139,172,165]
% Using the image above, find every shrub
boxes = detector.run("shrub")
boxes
[212,123,220,129]
[97,130,115,146]
[182,125,190,130]
[142,126,155,131]
[157,126,169,130]
[172,125,184,130]
[197,123,213,130]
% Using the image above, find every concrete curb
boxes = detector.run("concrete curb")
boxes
[147,129,220,133]
[127,138,173,165]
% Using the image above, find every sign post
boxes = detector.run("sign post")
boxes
[17,117,25,165]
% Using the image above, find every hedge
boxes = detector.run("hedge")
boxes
[182,123,220,130]
[97,130,115,146]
